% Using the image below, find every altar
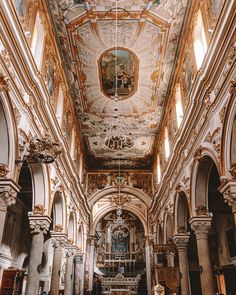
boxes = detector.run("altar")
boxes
[100,273,141,294]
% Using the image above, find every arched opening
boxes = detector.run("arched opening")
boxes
[93,209,147,295]
[1,163,33,294]
[0,101,9,166]
[165,215,173,242]
[50,191,64,231]
[207,162,236,294]
[68,213,75,243]
[230,114,236,167]
[78,225,83,251]
[176,192,201,295]
[194,156,236,294]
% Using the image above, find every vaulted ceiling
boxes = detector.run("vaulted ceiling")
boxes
[48,0,189,170]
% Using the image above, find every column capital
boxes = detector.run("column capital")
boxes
[28,214,51,234]
[173,233,190,251]
[51,232,68,249]
[218,178,236,212]
[0,179,20,212]
[86,234,96,245]
[144,234,154,246]
[74,253,85,264]
[65,245,78,257]
[189,216,212,240]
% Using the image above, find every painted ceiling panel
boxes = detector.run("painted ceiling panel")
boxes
[48,0,188,169]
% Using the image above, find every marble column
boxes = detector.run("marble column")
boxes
[173,233,190,295]
[88,235,96,291]
[145,236,152,295]
[219,178,236,227]
[25,211,51,295]
[74,253,85,295]
[64,244,77,295]
[50,231,67,295]
[189,215,215,295]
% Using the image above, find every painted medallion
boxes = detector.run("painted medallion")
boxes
[99,48,138,100]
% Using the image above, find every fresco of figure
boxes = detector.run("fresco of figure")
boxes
[100,48,138,99]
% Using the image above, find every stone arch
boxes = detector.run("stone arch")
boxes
[77,224,84,251]
[28,163,50,212]
[191,154,220,213]
[0,89,18,179]
[163,213,173,243]
[221,94,236,177]
[68,212,76,243]
[51,190,66,231]
[174,191,190,234]
[156,223,163,244]
[92,205,148,235]
[88,187,152,207]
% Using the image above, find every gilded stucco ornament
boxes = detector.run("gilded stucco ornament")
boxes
[0,163,9,178]
[0,73,8,91]
[19,134,63,164]
[0,188,17,211]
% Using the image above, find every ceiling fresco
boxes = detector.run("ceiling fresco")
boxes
[48,0,188,169]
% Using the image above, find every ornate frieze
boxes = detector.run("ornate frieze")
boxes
[87,174,108,196]
[131,173,153,197]
[87,171,153,198]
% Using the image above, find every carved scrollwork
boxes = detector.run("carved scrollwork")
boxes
[0,163,9,178]
[0,188,17,211]
[0,73,8,91]
[87,174,108,196]
[29,217,51,235]
[131,173,152,197]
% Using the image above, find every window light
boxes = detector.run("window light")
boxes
[193,11,208,70]
[175,85,183,128]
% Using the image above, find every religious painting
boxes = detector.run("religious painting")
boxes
[99,48,138,100]
[111,225,129,252]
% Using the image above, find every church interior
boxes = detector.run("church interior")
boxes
[0,0,235,294]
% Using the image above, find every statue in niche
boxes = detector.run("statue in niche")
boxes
[46,60,55,97]
[184,54,194,98]
[111,225,129,252]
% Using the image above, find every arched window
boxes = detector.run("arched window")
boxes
[175,85,183,128]
[193,11,208,70]
[55,85,64,126]
[31,12,45,68]
[164,127,170,159]
[156,154,161,183]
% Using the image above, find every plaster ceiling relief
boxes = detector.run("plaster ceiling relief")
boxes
[49,0,189,169]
